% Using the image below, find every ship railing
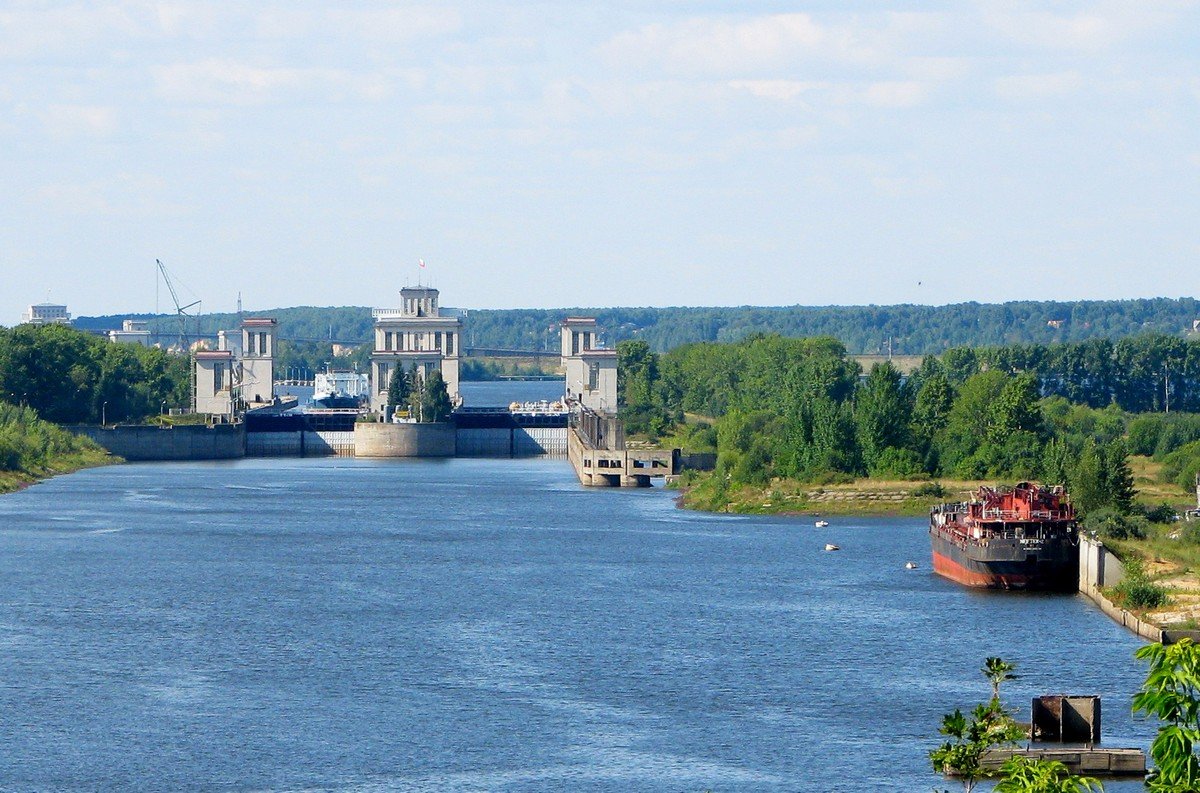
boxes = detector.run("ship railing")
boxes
[980,508,1073,521]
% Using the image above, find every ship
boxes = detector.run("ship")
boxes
[929,482,1079,591]
[310,371,369,410]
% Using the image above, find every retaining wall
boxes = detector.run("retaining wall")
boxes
[456,427,567,457]
[354,422,456,457]
[1078,536,1163,643]
[68,424,246,461]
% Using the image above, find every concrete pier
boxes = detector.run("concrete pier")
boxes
[354,422,456,457]
[567,409,677,487]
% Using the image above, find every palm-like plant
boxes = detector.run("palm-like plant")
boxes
[993,757,1103,792]
[984,656,1018,702]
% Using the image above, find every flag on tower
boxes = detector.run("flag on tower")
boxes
[419,259,426,268]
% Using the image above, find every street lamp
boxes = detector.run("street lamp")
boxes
[160,400,167,416]
[102,401,108,426]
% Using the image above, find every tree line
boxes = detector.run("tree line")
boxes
[618,334,1138,517]
[75,296,1200,359]
[0,324,189,425]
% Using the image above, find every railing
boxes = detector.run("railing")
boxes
[980,508,1073,521]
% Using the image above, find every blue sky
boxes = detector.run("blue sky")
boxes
[2,1,1198,320]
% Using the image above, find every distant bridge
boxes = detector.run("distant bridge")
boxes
[463,347,556,358]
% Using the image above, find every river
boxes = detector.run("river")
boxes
[0,456,1155,791]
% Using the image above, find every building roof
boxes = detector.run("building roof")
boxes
[242,317,277,327]
[195,350,234,360]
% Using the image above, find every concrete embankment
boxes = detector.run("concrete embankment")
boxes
[68,424,245,461]
[1079,536,1200,645]
[1077,536,1164,642]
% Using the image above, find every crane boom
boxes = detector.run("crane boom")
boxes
[155,259,201,350]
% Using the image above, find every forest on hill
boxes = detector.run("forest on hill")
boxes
[73,297,1200,359]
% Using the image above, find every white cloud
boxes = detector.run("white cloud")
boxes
[994,71,1083,100]
[600,14,828,75]
[152,59,394,105]
[40,104,118,137]
[861,81,927,108]
[980,3,1186,52]
[727,79,827,103]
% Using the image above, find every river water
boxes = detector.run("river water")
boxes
[0,456,1156,791]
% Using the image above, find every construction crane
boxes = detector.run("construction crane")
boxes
[155,259,201,351]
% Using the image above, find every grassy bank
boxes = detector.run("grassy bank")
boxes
[0,402,114,494]
[674,470,989,517]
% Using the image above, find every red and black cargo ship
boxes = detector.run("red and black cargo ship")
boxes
[929,482,1079,590]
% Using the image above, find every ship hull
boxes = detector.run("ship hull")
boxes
[930,530,1078,591]
[311,395,364,410]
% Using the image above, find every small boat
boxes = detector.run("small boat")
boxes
[824,543,840,552]
[815,520,830,528]
[905,561,918,570]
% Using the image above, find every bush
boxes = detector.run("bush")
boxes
[1113,579,1169,610]
[912,481,946,498]
[1083,506,1148,540]
[1109,555,1169,610]
[1142,502,1179,524]
[1159,440,1200,491]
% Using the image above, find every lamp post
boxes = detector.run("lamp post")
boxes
[102,401,107,426]
[161,400,167,416]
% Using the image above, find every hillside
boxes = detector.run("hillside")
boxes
[74,297,1200,356]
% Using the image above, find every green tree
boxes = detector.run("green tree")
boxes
[854,362,912,476]
[984,657,1017,703]
[930,701,1025,793]
[993,756,1102,792]
[931,657,1026,792]
[1132,638,1200,791]
[420,369,453,423]
[386,365,410,409]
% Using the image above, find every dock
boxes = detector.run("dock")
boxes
[980,747,1145,777]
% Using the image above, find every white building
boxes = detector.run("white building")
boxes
[193,317,277,415]
[561,317,617,414]
[370,286,462,413]
[194,350,235,416]
[108,319,151,346]
[21,303,71,325]
[239,317,276,406]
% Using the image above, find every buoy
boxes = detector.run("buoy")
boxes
[824,543,840,552]
[905,561,918,570]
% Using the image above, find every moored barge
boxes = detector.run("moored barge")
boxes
[930,482,1079,590]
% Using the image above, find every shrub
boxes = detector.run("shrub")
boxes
[1109,555,1169,610]
[912,481,946,499]
[1084,506,1148,540]
[1143,502,1179,524]
[1113,579,1169,610]
[869,447,925,479]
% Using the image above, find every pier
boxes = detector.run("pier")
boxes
[567,407,677,487]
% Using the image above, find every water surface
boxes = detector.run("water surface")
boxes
[0,458,1155,791]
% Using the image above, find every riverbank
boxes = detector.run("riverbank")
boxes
[673,471,987,516]
[0,447,114,495]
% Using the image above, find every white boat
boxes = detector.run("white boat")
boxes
[824,543,840,552]
[815,520,830,528]
[508,399,568,416]
[312,371,369,410]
